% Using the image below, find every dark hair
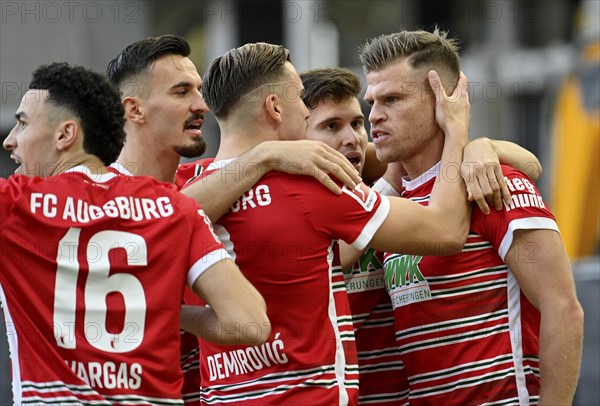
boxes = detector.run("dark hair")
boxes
[359,28,460,79]
[202,42,291,118]
[106,34,191,89]
[300,68,362,110]
[30,62,126,165]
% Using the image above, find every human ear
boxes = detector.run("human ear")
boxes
[123,97,145,123]
[265,94,282,122]
[55,120,78,151]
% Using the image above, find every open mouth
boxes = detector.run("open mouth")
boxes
[344,151,362,169]
[185,120,203,132]
[10,156,22,174]
[371,129,389,143]
[347,156,360,165]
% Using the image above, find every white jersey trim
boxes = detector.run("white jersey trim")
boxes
[213,225,236,262]
[0,284,21,402]
[506,270,529,404]
[498,217,559,260]
[402,162,440,191]
[351,195,391,250]
[65,165,118,183]
[206,158,238,172]
[109,162,134,176]
[326,242,349,405]
[371,177,401,197]
[188,248,231,287]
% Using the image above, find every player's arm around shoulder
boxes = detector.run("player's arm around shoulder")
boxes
[181,140,360,222]
[462,137,542,214]
[368,194,471,256]
[183,258,270,346]
[367,71,472,256]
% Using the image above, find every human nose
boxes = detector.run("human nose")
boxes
[301,100,310,120]
[341,125,360,147]
[369,103,385,125]
[191,90,209,113]
[3,129,16,151]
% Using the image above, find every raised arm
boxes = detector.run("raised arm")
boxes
[490,139,542,181]
[462,137,543,214]
[182,140,361,221]
[505,229,583,405]
[368,71,471,255]
[181,258,271,345]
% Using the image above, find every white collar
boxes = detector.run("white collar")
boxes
[402,162,441,191]
[65,165,118,183]
[206,157,238,172]
[109,161,134,176]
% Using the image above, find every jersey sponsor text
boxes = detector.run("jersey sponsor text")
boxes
[30,193,174,223]
[384,255,432,308]
[346,270,386,293]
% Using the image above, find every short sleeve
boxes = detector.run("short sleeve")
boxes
[176,158,214,189]
[0,176,27,225]
[294,179,391,250]
[179,195,232,286]
[476,165,559,260]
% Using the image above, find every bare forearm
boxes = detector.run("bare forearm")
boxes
[180,305,220,340]
[427,70,470,244]
[183,140,361,221]
[180,302,270,346]
[538,305,584,405]
[191,261,271,345]
[428,133,470,241]
[489,138,542,181]
[182,147,272,221]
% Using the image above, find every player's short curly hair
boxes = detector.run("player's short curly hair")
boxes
[30,62,126,165]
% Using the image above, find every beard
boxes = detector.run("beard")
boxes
[174,137,207,158]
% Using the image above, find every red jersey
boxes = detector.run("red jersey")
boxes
[0,167,228,405]
[183,159,391,405]
[110,160,212,406]
[175,159,213,189]
[344,249,409,405]
[176,158,215,406]
[344,180,407,405]
[380,164,557,405]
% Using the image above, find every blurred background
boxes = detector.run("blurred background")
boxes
[1,0,598,403]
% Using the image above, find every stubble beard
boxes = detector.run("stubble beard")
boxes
[174,137,208,158]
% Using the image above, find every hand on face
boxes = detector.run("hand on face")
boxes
[428,70,470,143]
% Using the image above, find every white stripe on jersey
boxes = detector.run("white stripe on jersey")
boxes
[327,242,350,405]
[214,224,236,262]
[507,268,530,404]
[0,284,21,403]
[397,309,509,339]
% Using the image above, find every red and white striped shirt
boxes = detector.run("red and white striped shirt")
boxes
[379,164,556,405]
